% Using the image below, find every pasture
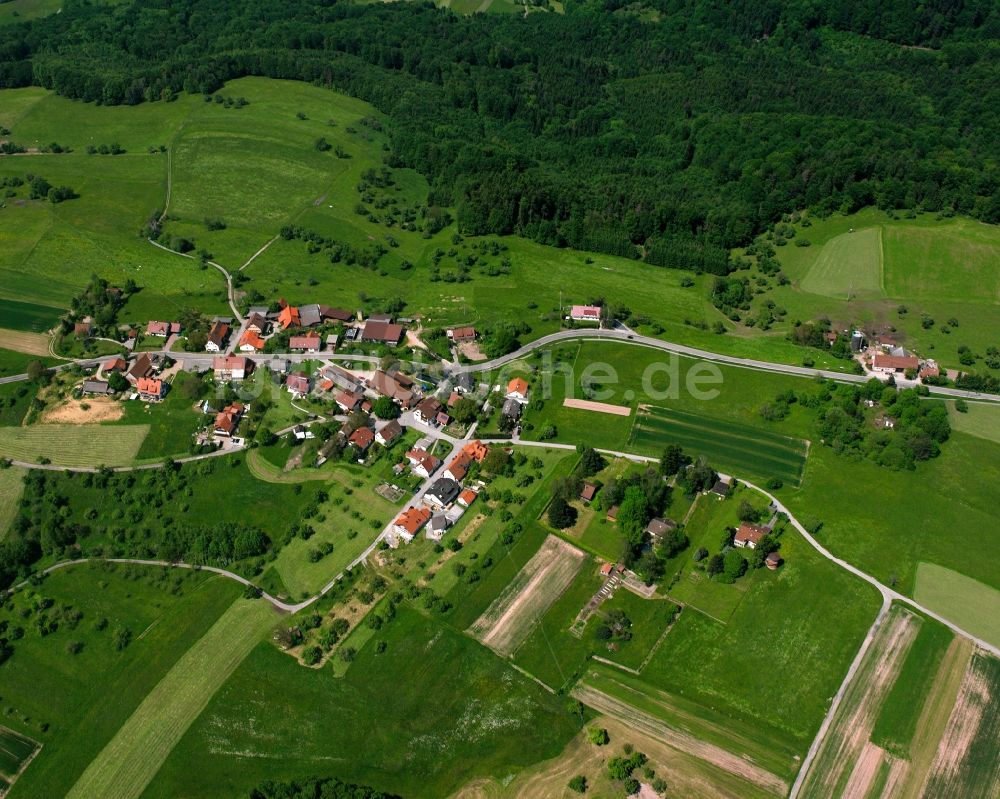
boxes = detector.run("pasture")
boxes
[0,565,240,799]
[470,534,588,656]
[629,405,808,485]
[947,400,1000,445]
[796,604,921,799]
[140,608,581,799]
[0,466,25,539]
[913,562,1000,649]
[65,597,275,799]
[798,226,883,298]
[0,423,147,466]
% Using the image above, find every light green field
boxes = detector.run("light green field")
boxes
[799,226,883,298]
[65,597,274,799]
[947,401,1000,444]
[0,424,148,466]
[913,562,1000,649]
[0,465,25,539]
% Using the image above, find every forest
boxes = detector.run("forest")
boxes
[0,0,999,267]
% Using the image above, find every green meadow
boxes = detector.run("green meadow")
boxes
[913,563,1000,649]
[947,400,1000,445]
[799,226,883,298]
[0,297,63,332]
[0,565,241,799]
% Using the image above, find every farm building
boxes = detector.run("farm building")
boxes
[734,522,770,549]
[299,304,322,328]
[104,357,127,373]
[370,370,414,407]
[319,306,353,322]
[361,320,404,346]
[447,326,477,342]
[871,353,919,374]
[323,365,362,393]
[81,379,114,396]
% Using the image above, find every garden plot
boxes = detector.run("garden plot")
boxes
[469,535,587,656]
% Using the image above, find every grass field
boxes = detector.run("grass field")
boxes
[65,597,275,799]
[0,348,56,379]
[0,0,62,23]
[0,726,38,786]
[870,618,953,758]
[0,298,62,332]
[140,607,581,798]
[115,375,207,461]
[0,328,50,356]
[799,226,883,298]
[629,405,808,485]
[913,562,1000,649]
[0,466,25,539]
[947,400,1000,444]
[0,423,148,466]
[1,565,240,798]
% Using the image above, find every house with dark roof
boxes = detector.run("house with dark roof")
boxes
[427,513,450,541]
[414,397,444,426]
[320,306,353,322]
[361,320,404,346]
[370,370,414,407]
[375,420,403,446]
[105,357,127,373]
[580,481,598,502]
[205,321,229,352]
[81,379,114,396]
[645,517,677,541]
[501,398,523,420]
[424,477,461,509]
[126,354,154,384]
[245,313,269,334]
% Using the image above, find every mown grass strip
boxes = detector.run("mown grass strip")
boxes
[65,598,274,799]
[0,424,149,467]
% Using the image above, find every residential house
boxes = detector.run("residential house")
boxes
[145,320,176,337]
[406,448,441,479]
[580,481,598,502]
[426,513,450,541]
[645,517,677,541]
[872,353,919,374]
[445,505,466,526]
[414,397,444,426]
[136,376,164,401]
[501,398,523,420]
[392,506,431,543]
[447,326,477,343]
[349,426,375,453]
[919,363,940,379]
[285,372,312,397]
[710,477,732,498]
[323,365,362,393]
[424,477,461,509]
[292,425,315,441]
[74,320,93,337]
[213,356,250,382]
[104,357,127,373]
[361,320,404,346]
[506,377,529,402]
[325,333,339,351]
[277,305,301,329]
[239,330,266,352]
[81,379,114,396]
[268,358,290,375]
[570,305,601,322]
[457,488,478,507]
[289,332,321,352]
[205,321,229,352]
[370,370,414,407]
[335,390,363,413]
[126,353,154,384]
[245,313,269,335]
[375,420,403,447]
[444,440,489,482]
[214,403,244,436]
[299,304,322,328]
[734,522,770,549]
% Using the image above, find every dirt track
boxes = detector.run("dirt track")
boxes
[471,535,586,656]
[562,397,632,416]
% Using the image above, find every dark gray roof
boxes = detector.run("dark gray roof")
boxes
[502,398,523,418]
[427,478,461,505]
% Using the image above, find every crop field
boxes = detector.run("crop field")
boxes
[572,671,792,794]
[0,329,50,357]
[0,726,39,789]
[470,534,588,656]
[796,604,921,799]
[0,565,240,798]
[0,423,148,466]
[140,608,581,799]
[913,563,1000,650]
[799,226,883,298]
[921,651,1000,799]
[0,466,25,539]
[629,405,808,485]
[0,298,62,332]
[65,597,275,799]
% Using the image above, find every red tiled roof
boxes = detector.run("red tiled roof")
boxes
[450,326,476,341]
[394,506,431,535]
[873,354,919,371]
[349,427,375,449]
[507,377,529,396]
[735,522,770,546]
[289,332,320,350]
[240,330,265,350]
[361,320,403,345]
[278,306,300,329]
[136,377,162,395]
[570,305,601,320]
[458,488,478,506]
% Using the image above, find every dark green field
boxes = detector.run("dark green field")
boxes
[0,298,62,332]
[630,405,808,485]
[0,726,38,781]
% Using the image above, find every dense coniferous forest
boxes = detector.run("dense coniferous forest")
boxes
[1,0,999,267]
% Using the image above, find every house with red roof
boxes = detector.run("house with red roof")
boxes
[349,426,375,453]
[570,305,601,322]
[205,321,229,352]
[278,305,301,330]
[872,353,919,374]
[506,377,529,402]
[457,488,478,507]
[392,506,431,543]
[734,522,770,550]
[289,332,321,352]
[136,376,164,401]
[406,448,441,479]
[285,372,312,397]
[447,326,477,343]
[214,403,244,436]
[213,356,250,381]
[239,330,266,352]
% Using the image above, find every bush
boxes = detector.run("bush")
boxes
[568,775,587,793]
[587,726,609,745]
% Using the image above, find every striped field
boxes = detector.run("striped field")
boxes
[629,406,808,485]
[0,466,25,540]
[65,598,275,799]
[0,424,148,467]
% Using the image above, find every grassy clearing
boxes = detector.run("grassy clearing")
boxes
[630,405,807,485]
[0,423,148,466]
[799,226,883,298]
[115,375,208,461]
[0,382,34,427]
[0,466,25,539]
[870,618,953,757]
[596,589,679,672]
[0,565,239,798]
[913,562,1000,649]
[65,597,275,799]
[142,607,581,799]
[923,652,1000,799]
[0,298,62,332]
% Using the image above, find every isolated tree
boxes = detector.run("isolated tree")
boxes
[568,775,587,793]
[578,446,605,477]
[107,371,128,392]
[371,396,400,420]
[737,499,760,523]
[547,496,577,529]
[659,443,687,475]
[450,396,478,424]
[587,727,609,746]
